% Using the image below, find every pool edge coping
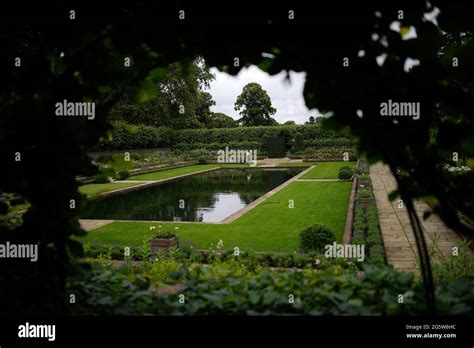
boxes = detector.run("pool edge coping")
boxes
[80,166,314,229]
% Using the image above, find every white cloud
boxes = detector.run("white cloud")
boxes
[208,65,320,124]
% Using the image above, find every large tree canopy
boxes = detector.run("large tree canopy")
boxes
[208,112,238,128]
[234,82,277,126]
[1,1,473,315]
[108,58,215,129]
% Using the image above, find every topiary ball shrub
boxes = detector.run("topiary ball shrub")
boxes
[198,156,207,164]
[338,169,353,180]
[299,224,336,253]
[339,166,352,172]
[116,170,130,180]
[95,173,110,183]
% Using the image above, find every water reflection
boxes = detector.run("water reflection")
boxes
[81,168,301,222]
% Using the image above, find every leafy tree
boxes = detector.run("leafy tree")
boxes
[284,120,296,125]
[234,83,277,126]
[306,116,316,124]
[208,112,238,128]
[108,58,215,129]
[195,92,216,127]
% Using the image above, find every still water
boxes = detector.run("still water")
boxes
[81,168,302,222]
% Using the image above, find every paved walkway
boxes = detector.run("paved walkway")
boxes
[80,219,114,231]
[370,163,466,273]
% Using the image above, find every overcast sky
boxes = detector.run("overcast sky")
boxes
[208,65,320,124]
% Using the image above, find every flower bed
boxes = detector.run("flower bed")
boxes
[351,161,386,265]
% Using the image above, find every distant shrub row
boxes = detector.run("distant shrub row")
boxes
[91,122,357,151]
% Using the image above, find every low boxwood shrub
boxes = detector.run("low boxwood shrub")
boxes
[368,253,385,265]
[338,169,353,180]
[366,234,382,246]
[370,245,385,257]
[352,229,365,239]
[353,220,366,230]
[367,228,380,238]
[116,170,130,180]
[352,237,365,245]
[299,224,336,253]
[197,156,207,164]
[95,173,110,183]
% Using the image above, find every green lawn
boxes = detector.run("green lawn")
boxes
[129,164,220,181]
[129,163,259,181]
[301,162,356,179]
[81,181,352,253]
[79,182,142,197]
[277,162,315,167]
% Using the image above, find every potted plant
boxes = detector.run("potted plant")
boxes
[149,227,180,257]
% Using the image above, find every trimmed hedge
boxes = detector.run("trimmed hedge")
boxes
[174,124,353,145]
[92,122,356,152]
[93,121,173,151]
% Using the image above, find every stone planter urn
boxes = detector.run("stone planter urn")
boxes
[149,235,179,257]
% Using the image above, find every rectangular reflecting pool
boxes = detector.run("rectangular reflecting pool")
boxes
[81,168,303,222]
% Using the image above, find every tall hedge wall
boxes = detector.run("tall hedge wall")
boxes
[92,122,356,151]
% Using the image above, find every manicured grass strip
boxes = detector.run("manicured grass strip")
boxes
[128,164,221,181]
[301,162,356,179]
[81,181,352,253]
[129,163,260,181]
[79,182,142,197]
[277,162,315,167]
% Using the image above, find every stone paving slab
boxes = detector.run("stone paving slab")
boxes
[370,162,470,274]
[80,219,114,231]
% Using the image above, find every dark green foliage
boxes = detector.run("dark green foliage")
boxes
[234,83,276,126]
[153,231,177,239]
[197,156,207,164]
[208,112,237,129]
[338,169,353,180]
[95,172,112,183]
[116,170,130,180]
[3,2,473,316]
[108,58,215,129]
[67,259,474,315]
[357,188,373,199]
[93,121,173,151]
[299,224,336,252]
[370,245,385,257]
[93,123,354,152]
[292,133,305,152]
[366,234,383,246]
